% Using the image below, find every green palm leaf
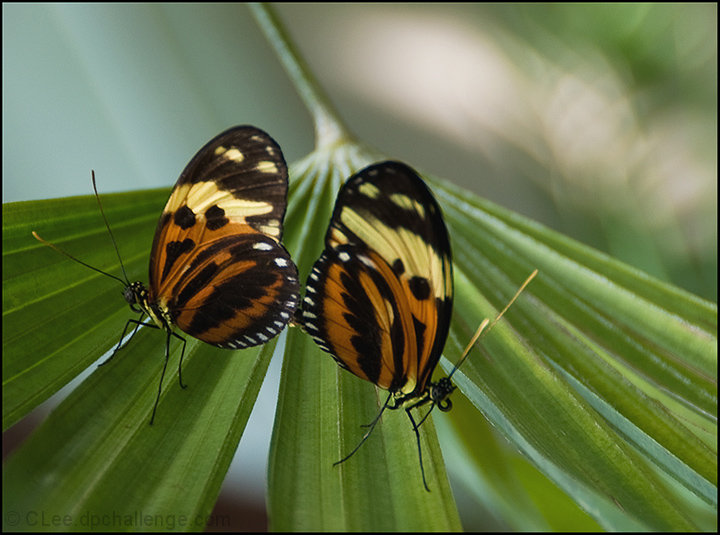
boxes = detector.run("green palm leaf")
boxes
[3,3,715,532]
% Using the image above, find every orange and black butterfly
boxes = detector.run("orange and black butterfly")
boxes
[34,125,299,423]
[300,160,537,490]
[299,161,454,490]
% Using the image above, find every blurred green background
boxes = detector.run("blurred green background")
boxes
[3,3,716,531]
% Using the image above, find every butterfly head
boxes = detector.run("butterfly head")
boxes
[429,376,456,412]
[122,281,145,312]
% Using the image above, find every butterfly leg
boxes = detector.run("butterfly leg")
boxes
[149,330,188,425]
[334,392,394,466]
[172,331,188,389]
[98,316,157,367]
[404,406,431,492]
[414,404,435,432]
[360,391,397,429]
[149,334,171,425]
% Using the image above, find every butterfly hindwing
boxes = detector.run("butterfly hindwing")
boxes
[167,234,297,349]
[304,245,415,392]
[303,161,453,398]
[149,126,298,348]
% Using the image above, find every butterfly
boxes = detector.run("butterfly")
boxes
[299,161,453,490]
[299,160,537,490]
[34,125,300,423]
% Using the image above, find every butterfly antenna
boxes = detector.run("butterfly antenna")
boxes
[447,269,538,380]
[32,231,127,287]
[90,170,131,284]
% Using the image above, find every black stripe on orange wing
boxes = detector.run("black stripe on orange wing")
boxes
[159,233,299,349]
[151,218,260,292]
[302,246,410,392]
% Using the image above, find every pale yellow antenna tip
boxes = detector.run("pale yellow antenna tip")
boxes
[450,268,538,376]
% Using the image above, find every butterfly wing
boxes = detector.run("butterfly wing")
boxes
[302,161,453,396]
[149,126,299,348]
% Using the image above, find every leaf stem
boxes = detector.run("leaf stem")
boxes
[249,3,353,150]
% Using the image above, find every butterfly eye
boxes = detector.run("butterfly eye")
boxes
[123,285,137,306]
[123,284,145,314]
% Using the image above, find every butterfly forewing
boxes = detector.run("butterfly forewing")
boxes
[150,127,289,286]
[303,161,453,398]
[149,126,298,349]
